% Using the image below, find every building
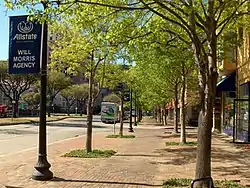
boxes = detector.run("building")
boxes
[216,25,250,142]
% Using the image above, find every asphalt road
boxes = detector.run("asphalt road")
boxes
[0,115,113,157]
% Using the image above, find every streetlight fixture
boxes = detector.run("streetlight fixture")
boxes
[32,1,53,181]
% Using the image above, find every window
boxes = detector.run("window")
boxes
[240,82,249,99]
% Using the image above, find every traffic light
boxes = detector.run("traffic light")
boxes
[124,93,130,102]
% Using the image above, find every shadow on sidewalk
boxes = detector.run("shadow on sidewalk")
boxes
[211,147,250,179]
[154,147,197,165]
[51,177,162,187]
[158,133,197,139]
[164,127,197,130]
[115,153,163,157]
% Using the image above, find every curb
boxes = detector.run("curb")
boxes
[0,116,78,126]
[212,131,234,142]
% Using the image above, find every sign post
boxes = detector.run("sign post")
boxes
[8,15,42,74]
[8,13,54,181]
[31,14,53,180]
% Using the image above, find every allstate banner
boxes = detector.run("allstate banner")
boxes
[8,15,42,74]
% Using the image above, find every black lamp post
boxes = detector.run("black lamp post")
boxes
[128,88,134,132]
[32,1,53,180]
[134,91,137,126]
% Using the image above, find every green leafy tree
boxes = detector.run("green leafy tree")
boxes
[47,17,118,152]
[45,70,72,117]
[6,0,250,185]
[22,92,40,116]
[61,86,76,116]
[71,84,89,116]
[0,61,38,118]
[103,93,121,104]
[103,63,131,136]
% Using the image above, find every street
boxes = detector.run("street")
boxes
[0,115,113,157]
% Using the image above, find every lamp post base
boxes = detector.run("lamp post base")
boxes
[32,154,53,181]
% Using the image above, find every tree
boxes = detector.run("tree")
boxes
[61,86,76,116]
[46,70,72,117]
[71,84,89,116]
[6,0,249,185]
[22,92,40,116]
[48,18,118,152]
[0,61,38,118]
[103,64,132,137]
[103,93,121,104]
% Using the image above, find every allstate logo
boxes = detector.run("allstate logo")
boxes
[17,21,33,34]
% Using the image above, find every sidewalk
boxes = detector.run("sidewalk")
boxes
[0,120,165,188]
[0,118,250,187]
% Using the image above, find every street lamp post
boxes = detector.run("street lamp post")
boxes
[134,91,137,126]
[32,1,53,180]
[128,88,134,132]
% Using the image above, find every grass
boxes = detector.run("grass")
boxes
[165,141,197,146]
[163,178,246,188]
[62,149,117,158]
[106,134,136,139]
[0,115,86,126]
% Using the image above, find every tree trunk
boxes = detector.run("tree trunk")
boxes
[156,107,160,123]
[67,107,70,116]
[47,101,52,117]
[31,107,34,117]
[163,107,166,126]
[153,107,157,120]
[195,92,213,187]
[195,14,218,186]
[164,108,167,126]
[119,93,124,136]
[180,68,186,144]
[139,108,142,122]
[173,85,179,133]
[86,72,94,153]
[160,107,164,124]
[79,101,83,116]
[66,101,70,116]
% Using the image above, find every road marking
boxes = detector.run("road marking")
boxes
[0,131,109,158]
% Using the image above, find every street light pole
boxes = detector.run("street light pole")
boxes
[134,91,137,126]
[32,1,53,180]
[128,88,134,132]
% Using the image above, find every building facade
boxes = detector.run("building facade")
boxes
[216,25,250,142]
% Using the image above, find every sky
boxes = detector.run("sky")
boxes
[0,0,26,60]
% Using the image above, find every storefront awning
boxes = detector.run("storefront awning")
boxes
[216,71,236,92]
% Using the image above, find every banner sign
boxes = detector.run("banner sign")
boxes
[8,15,42,74]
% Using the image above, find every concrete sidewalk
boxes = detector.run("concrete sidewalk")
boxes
[0,118,250,187]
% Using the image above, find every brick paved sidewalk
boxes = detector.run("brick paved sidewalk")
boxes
[1,118,250,188]
[0,122,166,188]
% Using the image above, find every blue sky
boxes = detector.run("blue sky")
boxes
[0,0,26,60]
